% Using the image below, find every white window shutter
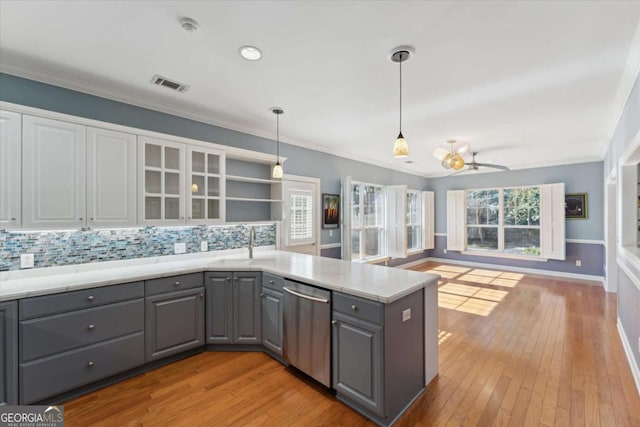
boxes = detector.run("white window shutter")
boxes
[540,183,565,260]
[341,176,352,260]
[422,191,435,250]
[386,185,407,258]
[446,190,466,251]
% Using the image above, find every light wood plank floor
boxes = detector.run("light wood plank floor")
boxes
[63,262,640,426]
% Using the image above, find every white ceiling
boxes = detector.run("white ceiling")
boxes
[1,1,639,177]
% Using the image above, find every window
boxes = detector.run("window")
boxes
[465,186,541,255]
[288,191,313,244]
[407,190,423,251]
[351,182,385,261]
[466,186,540,256]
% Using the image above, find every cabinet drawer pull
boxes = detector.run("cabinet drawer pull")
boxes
[88,361,95,368]
[351,305,358,311]
[331,320,337,325]
[226,277,231,281]
[10,217,16,221]
[174,281,181,287]
[88,324,95,330]
[269,280,275,285]
[87,296,95,302]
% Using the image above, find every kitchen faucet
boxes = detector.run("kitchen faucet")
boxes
[248,226,256,259]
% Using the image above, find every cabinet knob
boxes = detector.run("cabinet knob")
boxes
[79,217,84,220]
[174,281,181,287]
[331,320,337,325]
[90,217,94,221]
[10,218,16,221]
[351,305,358,311]
[88,324,95,330]
[88,361,95,368]
[226,277,231,281]
[269,280,275,285]
[199,293,204,298]
[188,216,192,219]
[87,296,95,302]
[260,293,265,297]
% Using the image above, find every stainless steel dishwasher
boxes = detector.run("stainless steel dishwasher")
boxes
[282,279,331,387]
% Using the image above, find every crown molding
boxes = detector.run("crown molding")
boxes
[600,19,640,160]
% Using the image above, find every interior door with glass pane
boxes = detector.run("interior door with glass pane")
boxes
[138,137,185,225]
[281,178,319,255]
[187,147,225,223]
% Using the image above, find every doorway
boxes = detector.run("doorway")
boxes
[280,175,320,256]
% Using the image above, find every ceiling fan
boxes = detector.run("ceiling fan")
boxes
[449,151,510,176]
[432,139,470,171]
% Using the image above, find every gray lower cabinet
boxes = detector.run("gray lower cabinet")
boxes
[332,290,425,425]
[0,301,18,406]
[332,310,384,416]
[205,272,261,345]
[261,274,284,356]
[19,282,145,404]
[145,286,205,362]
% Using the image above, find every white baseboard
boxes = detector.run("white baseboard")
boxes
[617,319,640,397]
[395,258,432,269]
[411,257,604,284]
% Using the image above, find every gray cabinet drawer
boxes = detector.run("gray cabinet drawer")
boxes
[333,292,383,325]
[19,281,144,320]
[262,273,284,291]
[20,299,144,363]
[20,332,144,404]
[145,273,203,296]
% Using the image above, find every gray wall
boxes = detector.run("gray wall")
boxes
[603,70,640,380]
[427,161,604,240]
[0,73,428,247]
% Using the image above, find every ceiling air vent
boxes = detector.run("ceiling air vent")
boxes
[151,75,190,93]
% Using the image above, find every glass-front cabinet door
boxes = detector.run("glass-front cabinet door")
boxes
[138,136,185,225]
[187,147,225,223]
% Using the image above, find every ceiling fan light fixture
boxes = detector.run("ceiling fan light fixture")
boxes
[452,156,465,170]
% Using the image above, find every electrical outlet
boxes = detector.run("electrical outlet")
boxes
[576,260,582,267]
[443,249,447,254]
[402,308,411,322]
[174,242,186,254]
[201,241,208,252]
[20,253,35,269]
[329,230,333,237]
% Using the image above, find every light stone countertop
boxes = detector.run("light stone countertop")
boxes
[0,248,439,303]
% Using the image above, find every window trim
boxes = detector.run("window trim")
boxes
[350,180,386,262]
[406,189,423,251]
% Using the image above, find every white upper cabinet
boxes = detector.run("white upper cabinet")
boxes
[87,127,137,227]
[187,146,225,224]
[0,110,22,228]
[138,136,186,225]
[22,115,86,229]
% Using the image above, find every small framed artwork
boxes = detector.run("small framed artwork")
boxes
[322,194,340,229]
[565,193,587,219]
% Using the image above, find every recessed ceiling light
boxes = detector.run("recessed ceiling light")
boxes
[239,46,262,61]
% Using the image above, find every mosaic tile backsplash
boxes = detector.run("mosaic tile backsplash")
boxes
[0,223,276,271]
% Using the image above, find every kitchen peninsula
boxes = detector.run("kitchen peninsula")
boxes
[0,249,439,426]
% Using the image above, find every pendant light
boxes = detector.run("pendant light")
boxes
[390,47,414,158]
[271,107,284,179]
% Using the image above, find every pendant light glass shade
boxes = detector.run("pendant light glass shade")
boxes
[393,132,409,158]
[272,163,283,179]
[271,107,284,179]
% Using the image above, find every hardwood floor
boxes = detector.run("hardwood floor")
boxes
[63,262,640,426]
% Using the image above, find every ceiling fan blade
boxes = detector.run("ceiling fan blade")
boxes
[433,147,449,161]
[456,144,470,155]
[475,163,510,171]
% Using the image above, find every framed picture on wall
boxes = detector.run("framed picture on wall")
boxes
[322,194,340,229]
[565,193,587,219]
